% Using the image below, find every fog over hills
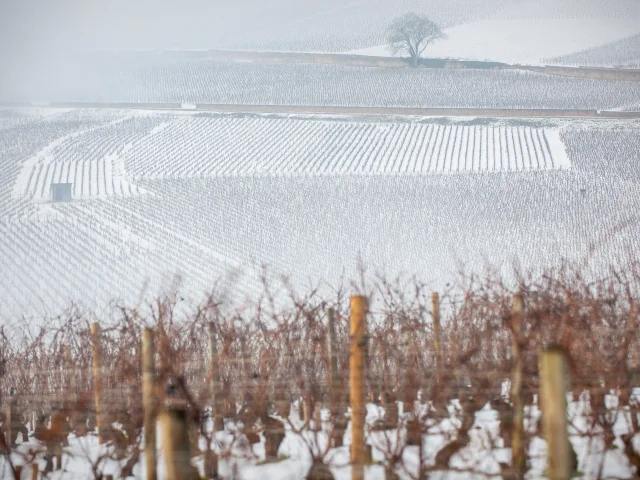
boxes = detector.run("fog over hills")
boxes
[3,0,640,58]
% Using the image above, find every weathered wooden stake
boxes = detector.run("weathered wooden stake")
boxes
[511,294,526,479]
[5,405,11,451]
[142,328,157,480]
[628,304,640,373]
[303,395,312,426]
[313,404,322,432]
[350,296,368,480]
[326,308,339,402]
[160,405,199,480]
[326,308,347,447]
[401,327,413,407]
[63,345,75,399]
[206,322,221,478]
[204,450,219,480]
[208,322,224,432]
[239,335,250,383]
[431,292,442,381]
[89,323,104,444]
[402,325,420,447]
[540,347,571,480]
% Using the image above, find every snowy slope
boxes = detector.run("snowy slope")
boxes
[348,18,640,65]
[119,117,570,179]
[1,110,640,319]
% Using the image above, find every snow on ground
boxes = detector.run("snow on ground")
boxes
[4,60,640,111]
[3,399,639,479]
[3,107,76,118]
[7,113,571,207]
[0,111,638,320]
[11,115,148,201]
[118,117,571,179]
[545,33,640,68]
[14,154,145,202]
[347,18,640,65]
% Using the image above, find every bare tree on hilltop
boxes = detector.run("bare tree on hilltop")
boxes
[387,12,446,67]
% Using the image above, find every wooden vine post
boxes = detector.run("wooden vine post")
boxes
[326,309,339,403]
[350,296,368,480]
[540,346,571,480]
[4,404,11,453]
[327,307,347,447]
[64,345,74,397]
[90,323,104,444]
[208,322,224,432]
[142,328,158,480]
[403,323,420,447]
[511,294,526,479]
[206,322,221,478]
[160,401,199,480]
[431,292,442,383]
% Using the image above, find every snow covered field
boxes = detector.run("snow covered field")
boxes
[3,59,640,111]
[348,18,640,65]
[9,114,570,207]
[547,34,640,68]
[0,109,639,318]
[11,115,155,201]
[118,117,569,179]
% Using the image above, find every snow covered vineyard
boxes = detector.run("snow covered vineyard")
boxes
[0,109,640,318]
[4,58,640,111]
[117,117,570,178]
[10,115,165,201]
[8,114,571,204]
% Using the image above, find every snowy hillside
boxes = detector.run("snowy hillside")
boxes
[0,109,639,318]
[348,18,640,65]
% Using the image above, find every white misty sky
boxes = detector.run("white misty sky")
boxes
[0,0,329,58]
